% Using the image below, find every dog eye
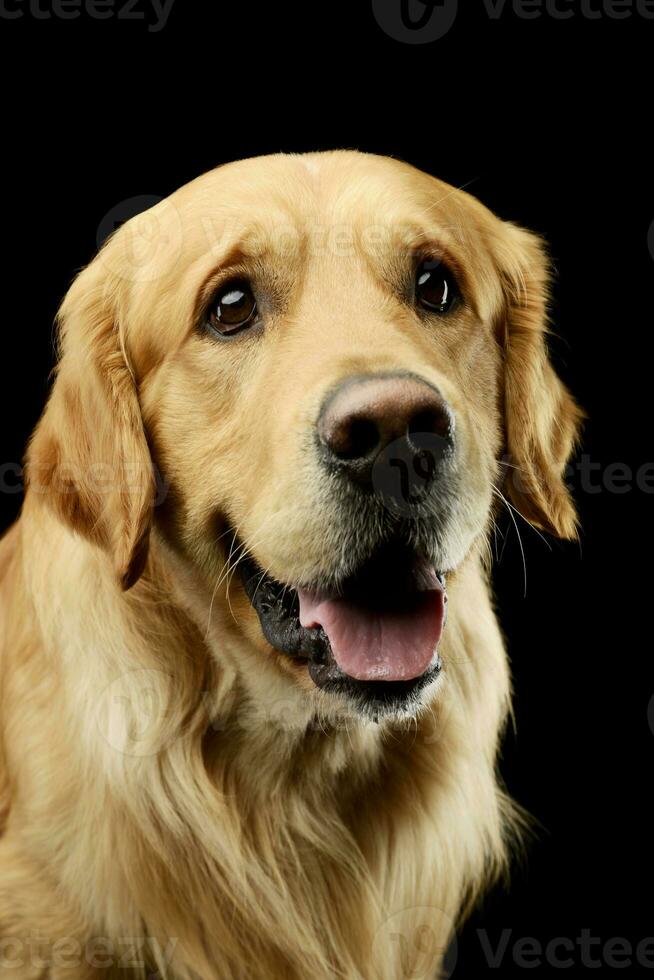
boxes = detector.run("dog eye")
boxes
[207,280,258,336]
[415,260,458,314]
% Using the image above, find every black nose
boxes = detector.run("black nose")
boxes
[317,373,454,501]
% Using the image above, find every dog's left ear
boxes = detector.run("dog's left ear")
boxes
[495,223,583,540]
[27,245,154,590]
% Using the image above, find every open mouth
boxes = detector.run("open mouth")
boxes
[234,537,447,715]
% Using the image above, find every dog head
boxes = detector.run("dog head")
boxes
[28,152,581,720]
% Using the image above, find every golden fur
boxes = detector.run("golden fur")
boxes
[0,152,580,979]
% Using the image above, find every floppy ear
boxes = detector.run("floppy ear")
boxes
[497,223,583,540]
[27,250,154,590]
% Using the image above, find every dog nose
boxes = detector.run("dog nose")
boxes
[318,373,454,492]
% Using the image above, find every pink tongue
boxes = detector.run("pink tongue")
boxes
[298,577,446,682]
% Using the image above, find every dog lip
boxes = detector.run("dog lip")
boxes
[231,533,447,706]
[307,655,442,713]
[235,548,332,665]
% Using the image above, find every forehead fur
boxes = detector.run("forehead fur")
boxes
[97,151,507,369]
[171,150,497,252]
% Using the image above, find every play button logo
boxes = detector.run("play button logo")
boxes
[372,0,458,43]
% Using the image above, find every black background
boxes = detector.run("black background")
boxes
[1,1,652,975]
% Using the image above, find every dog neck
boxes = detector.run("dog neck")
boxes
[12,501,512,979]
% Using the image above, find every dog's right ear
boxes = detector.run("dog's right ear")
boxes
[494,222,583,540]
[27,245,155,591]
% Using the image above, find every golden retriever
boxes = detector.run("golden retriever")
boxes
[0,152,580,979]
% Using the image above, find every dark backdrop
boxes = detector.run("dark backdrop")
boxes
[1,2,652,975]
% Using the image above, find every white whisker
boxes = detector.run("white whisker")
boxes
[492,484,527,598]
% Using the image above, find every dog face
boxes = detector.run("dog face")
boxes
[29,152,580,719]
